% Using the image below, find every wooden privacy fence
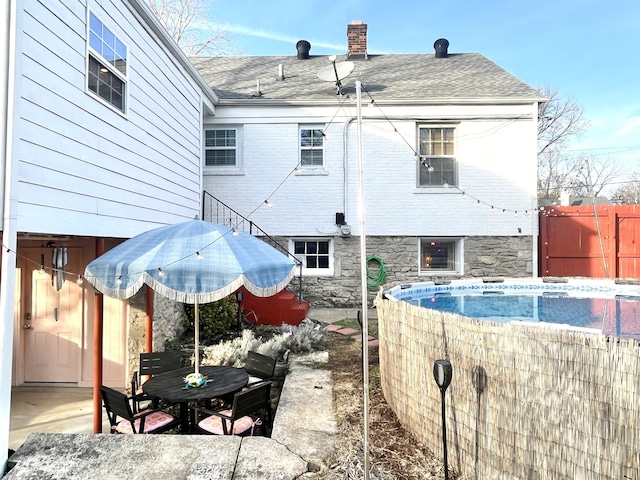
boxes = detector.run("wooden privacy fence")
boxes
[539,204,640,279]
[376,294,640,479]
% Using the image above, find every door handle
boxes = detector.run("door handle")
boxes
[24,312,32,329]
[24,323,32,329]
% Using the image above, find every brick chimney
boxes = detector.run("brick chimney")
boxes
[347,20,367,59]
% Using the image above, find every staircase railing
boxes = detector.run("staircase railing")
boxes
[202,191,303,303]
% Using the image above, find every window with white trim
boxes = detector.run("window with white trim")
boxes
[292,239,333,275]
[205,128,240,167]
[300,126,324,167]
[419,238,462,274]
[417,126,457,187]
[87,12,127,112]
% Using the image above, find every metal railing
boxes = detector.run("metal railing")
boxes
[202,191,303,303]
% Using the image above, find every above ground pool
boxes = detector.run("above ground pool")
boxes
[384,278,640,339]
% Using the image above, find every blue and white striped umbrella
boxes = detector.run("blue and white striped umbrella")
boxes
[84,219,296,304]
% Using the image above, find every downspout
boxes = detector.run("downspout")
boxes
[531,101,539,277]
[0,0,19,472]
[342,117,356,227]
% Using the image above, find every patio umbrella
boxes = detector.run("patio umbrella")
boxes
[84,219,296,377]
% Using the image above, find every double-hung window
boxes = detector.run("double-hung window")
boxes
[419,238,462,275]
[300,126,324,167]
[205,128,239,167]
[292,239,333,276]
[87,12,127,112]
[417,126,456,187]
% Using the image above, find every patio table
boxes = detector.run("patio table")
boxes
[141,365,248,433]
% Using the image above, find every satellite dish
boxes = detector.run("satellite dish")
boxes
[317,59,355,95]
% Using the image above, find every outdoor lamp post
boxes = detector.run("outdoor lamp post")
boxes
[433,359,453,480]
[235,290,244,329]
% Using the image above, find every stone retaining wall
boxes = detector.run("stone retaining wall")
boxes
[274,235,533,308]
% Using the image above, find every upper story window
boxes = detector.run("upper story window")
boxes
[300,126,324,167]
[417,126,456,187]
[291,239,333,276]
[205,128,238,167]
[87,12,127,112]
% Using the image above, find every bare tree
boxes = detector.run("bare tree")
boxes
[610,173,640,204]
[146,0,233,56]
[537,85,589,157]
[566,156,624,197]
[537,85,590,199]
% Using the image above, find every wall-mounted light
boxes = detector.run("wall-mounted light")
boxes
[340,224,351,237]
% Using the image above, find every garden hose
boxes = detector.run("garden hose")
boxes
[366,255,387,290]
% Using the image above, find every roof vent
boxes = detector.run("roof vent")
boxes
[296,40,311,59]
[434,38,449,58]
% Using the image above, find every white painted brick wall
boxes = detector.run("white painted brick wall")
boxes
[203,104,538,239]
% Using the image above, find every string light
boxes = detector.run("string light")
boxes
[158,268,165,277]
[116,276,123,285]
[76,275,83,285]
[361,83,531,215]
[196,251,203,260]
[264,200,273,208]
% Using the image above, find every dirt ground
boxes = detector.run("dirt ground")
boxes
[322,328,463,480]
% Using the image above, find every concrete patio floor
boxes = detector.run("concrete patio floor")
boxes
[9,386,111,451]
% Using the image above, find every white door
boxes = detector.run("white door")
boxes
[22,248,83,383]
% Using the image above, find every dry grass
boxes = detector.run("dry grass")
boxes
[321,328,462,480]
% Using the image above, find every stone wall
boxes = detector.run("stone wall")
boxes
[126,289,185,386]
[282,235,533,309]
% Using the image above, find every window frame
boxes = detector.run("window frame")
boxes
[416,125,457,188]
[299,125,325,168]
[418,237,463,275]
[86,11,128,113]
[290,238,334,276]
[203,126,243,174]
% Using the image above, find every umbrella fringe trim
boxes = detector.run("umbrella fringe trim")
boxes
[83,272,146,300]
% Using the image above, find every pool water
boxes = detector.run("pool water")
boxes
[386,279,640,339]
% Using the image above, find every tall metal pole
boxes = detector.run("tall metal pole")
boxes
[355,80,370,480]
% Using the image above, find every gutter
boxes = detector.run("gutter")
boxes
[214,96,549,108]
[126,0,219,114]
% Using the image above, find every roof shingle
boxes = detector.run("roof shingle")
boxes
[189,53,545,104]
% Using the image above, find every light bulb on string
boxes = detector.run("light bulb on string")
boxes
[232,228,239,237]
[196,251,203,260]
[443,181,449,188]
[116,276,123,285]
[158,268,165,277]
[76,275,83,286]
[264,200,273,208]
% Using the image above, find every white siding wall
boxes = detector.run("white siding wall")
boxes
[204,103,538,238]
[13,0,204,238]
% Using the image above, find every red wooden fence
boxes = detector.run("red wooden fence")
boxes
[539,205,640,279]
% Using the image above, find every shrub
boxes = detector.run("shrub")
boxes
[201,319,327,367]
[182,296,239,344]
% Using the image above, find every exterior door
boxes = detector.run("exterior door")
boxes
[22,248,83,383]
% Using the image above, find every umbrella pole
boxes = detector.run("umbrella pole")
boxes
[194,302,200,376]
